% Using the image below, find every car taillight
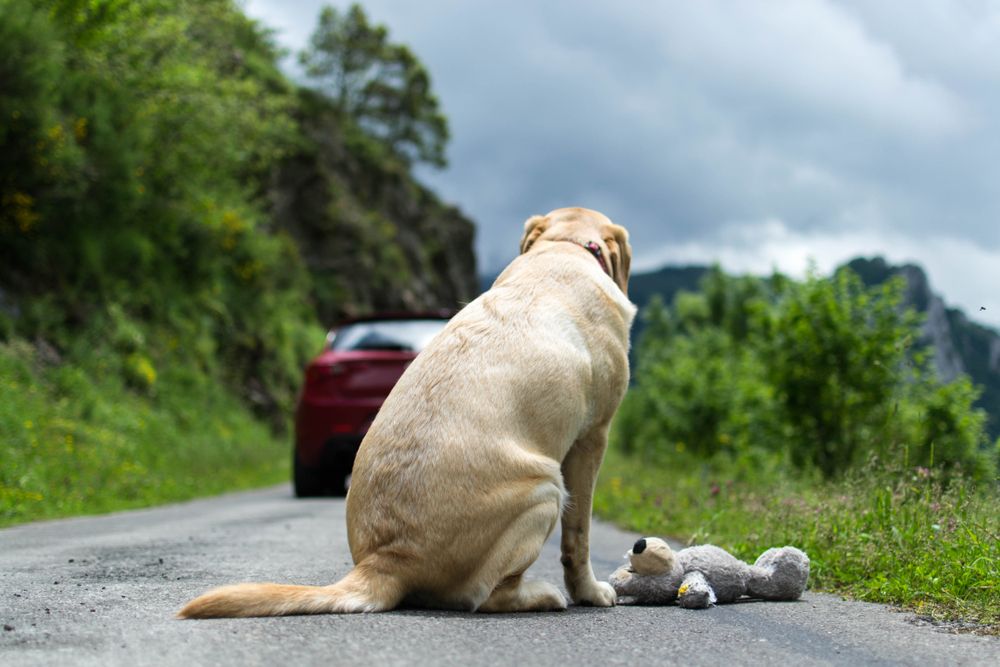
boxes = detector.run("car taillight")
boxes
[305,361,356,388]
[306,364,333,384]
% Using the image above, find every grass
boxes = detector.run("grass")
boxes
[0,337,290,528]
[594,444,1000,634]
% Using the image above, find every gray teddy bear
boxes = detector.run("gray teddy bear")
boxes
[609,537,810,608]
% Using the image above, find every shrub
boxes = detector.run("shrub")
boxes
[623,267,995,480]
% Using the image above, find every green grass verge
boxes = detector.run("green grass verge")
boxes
[0,338,290,528]
[594,445,1000,634]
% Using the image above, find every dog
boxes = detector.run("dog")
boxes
[179,207,635,617]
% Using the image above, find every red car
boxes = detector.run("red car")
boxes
[293,311,454,497]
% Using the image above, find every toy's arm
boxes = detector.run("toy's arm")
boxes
[609,565,678,604]
[676,570,717,609]
[608,565,643,597]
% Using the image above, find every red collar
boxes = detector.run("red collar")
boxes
[581,241,611,277]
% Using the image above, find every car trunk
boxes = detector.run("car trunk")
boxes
[306,352,416,399]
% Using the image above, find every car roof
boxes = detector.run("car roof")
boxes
[332,310,456,328]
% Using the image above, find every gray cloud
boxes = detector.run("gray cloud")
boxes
[246,0,1000,326]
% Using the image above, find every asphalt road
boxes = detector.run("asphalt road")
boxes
[1,485,996,666]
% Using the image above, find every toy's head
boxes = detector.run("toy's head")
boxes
[627,537,676,575]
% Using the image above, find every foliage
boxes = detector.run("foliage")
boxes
[299,3,449,167]
[844,257,1000,442]
[0,0,476,528]
[0,0,474,415]
[618,266,997,480]
[595,446,1000,634]
[0,0,324,421]
[761,268,919,475]
[627,258,1000,444]
[272,87,476,326]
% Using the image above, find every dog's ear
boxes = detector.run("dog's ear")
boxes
[519,215,550,254]
[605,224,632,294]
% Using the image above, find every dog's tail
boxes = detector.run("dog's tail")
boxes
[177,564,406,619]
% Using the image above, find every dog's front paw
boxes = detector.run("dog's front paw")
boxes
[572,580,616,607]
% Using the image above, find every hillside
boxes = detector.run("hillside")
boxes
[0,0,475,525]
[626,259,1000,439]
[273,89,477,326]
[0,0,476,408]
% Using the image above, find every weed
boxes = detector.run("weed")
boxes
[595,445,1000,634]
[0,338,290,527]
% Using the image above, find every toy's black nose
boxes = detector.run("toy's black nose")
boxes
[633,538,647,554]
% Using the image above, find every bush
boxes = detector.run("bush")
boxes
[622,267,996,480]
[0,0,316,420]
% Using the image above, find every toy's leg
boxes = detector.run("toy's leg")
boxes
[677,571,716,609]
[560,427,616,607]
[747,547,810,600]
[607,566,638,595]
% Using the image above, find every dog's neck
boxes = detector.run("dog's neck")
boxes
[578,240,610,277]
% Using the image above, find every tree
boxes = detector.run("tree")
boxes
[762,270,917,475]
[299,3,449,167]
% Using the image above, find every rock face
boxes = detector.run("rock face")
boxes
[271,90,478,325]
[896,264,965,382]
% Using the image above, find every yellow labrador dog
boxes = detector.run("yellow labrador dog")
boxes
[179,207,635,617]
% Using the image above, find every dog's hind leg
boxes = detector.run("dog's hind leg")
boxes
[477,574,566,612]
[473,489,566,613]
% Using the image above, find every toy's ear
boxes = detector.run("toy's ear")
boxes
[629,537,676,575]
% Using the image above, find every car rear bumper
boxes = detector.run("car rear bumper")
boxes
[294,395,381,466]
[317,435,363,472]
[295,432,366,470]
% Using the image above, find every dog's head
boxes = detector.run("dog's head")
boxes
[519,207,632,294]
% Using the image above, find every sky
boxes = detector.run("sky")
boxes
[243,0,1000,329]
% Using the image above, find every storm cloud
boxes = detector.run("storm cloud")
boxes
[246,0,1000,326]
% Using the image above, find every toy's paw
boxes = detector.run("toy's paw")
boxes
[608,566,639,600]
[572,580,616,607]
[677,584,715,609]
[748,546,810,600]
[608,565,633,586]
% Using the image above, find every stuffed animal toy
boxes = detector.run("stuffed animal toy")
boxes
[608,537,810,608]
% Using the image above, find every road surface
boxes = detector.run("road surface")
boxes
[1,485,996,666]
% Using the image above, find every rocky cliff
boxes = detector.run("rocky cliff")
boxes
[272,90,478,325]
